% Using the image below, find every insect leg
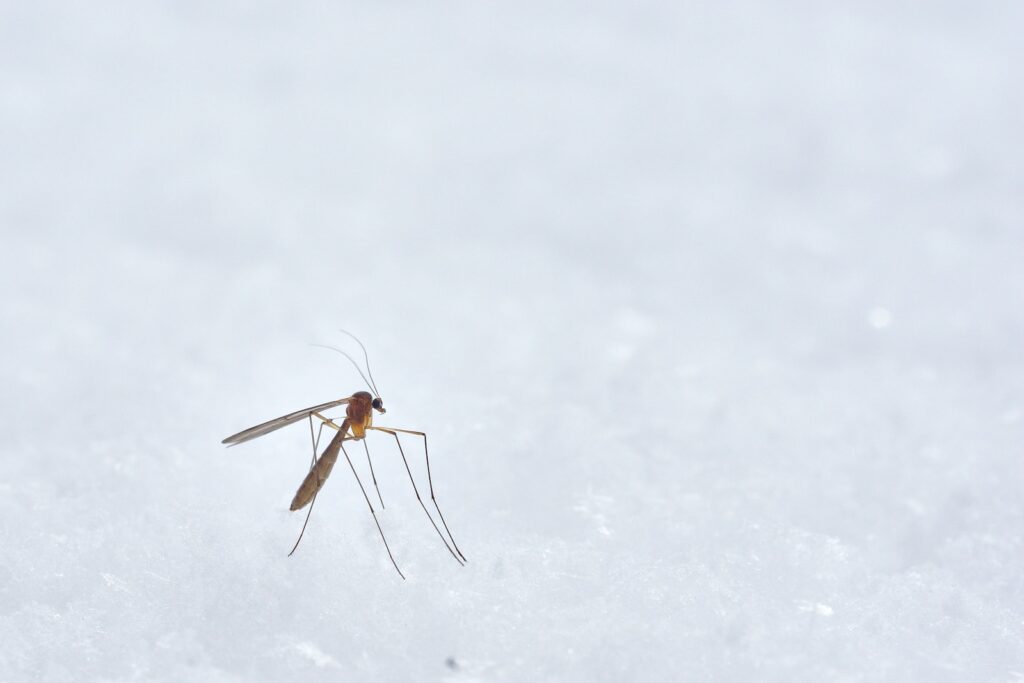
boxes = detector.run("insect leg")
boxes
[307,414,329,468]
[371,427,463,565]
[288,492,319,557]
[288,417,353,557]
[363,439,386,510]
[289,416,332,556]
[339,441,405,579]
[371,426,465,562]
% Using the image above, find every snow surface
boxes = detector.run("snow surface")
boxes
[2,2,1023,681]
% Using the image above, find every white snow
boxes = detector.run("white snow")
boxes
[1,2,1023,681]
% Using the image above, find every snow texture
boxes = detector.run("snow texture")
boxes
[2,2,1023,681]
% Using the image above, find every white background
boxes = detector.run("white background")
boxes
[2,2,1022,681]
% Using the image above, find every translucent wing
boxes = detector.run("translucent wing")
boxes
[222,398,351,446]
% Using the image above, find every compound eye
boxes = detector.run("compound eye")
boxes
[372,398,383,411]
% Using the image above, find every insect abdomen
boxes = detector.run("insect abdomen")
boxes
[289,422,347,511]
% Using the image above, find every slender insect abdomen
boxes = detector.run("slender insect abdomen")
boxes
[290,421,348,511]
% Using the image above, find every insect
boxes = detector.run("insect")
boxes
[221,332,465,578]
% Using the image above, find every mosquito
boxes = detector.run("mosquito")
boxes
[221,331,465,579]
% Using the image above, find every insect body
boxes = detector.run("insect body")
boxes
[288,391,377,511]
[221,336,464,579]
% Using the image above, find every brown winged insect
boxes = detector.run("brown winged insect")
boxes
[222,331,464,579]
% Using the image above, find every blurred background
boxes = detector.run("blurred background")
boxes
[1,2,1022,681]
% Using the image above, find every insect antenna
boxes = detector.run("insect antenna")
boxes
[339,329,381,397]
[310,343,375,394]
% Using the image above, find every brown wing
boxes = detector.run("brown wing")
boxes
[222,398,351,446]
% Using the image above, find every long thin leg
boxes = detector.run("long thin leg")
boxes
[307,415,329,468]
[311,414,377,512]
[312,414,376,509]
[363,439,386,510]
[289,492,319,557]
[373,428,463,565]
[313,412,344,431]
[289,416,332,557]
[339,441,405,579]
[370,426,465,562]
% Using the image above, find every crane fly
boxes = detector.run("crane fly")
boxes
[221,332,465,579]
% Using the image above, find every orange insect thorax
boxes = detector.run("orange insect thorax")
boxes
[346,391,374,438]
